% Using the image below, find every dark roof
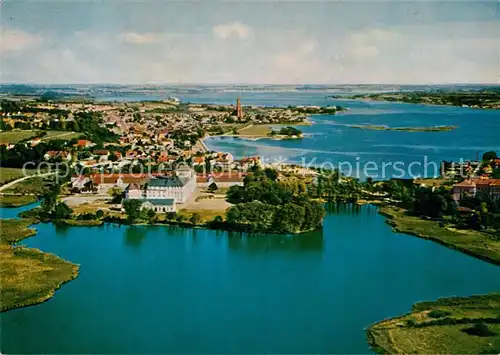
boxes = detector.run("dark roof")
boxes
[148,176,184,188]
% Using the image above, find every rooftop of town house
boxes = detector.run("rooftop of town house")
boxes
[147,176,188,188]
[453,178,500,188]
[89,173,151,185]
[93,150,110,155]
[77,139,91,146]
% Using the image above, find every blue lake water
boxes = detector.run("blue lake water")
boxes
[201,96,500,179]
[99,90,500,178]
[1,204,500,354]
[1,90,499,353]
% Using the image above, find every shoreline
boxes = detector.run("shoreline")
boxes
[339,96,500,110]
[366,292,500,354]
[0,218,80,312]
[378,205,500,266]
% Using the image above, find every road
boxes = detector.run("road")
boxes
[41,131,78,141]
[0,172,55,192]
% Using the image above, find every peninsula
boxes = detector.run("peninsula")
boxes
[367,293,500,354]
[335,88,500,109]
[0,218,79,311]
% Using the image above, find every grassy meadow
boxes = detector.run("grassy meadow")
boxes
[380,206,500,265]
[0,218,79,312]
[0,130,81,144]
[0,130,40,144]
[367,293,500,354]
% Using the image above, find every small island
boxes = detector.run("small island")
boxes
[347,124,457,132]
[268,126,303,139]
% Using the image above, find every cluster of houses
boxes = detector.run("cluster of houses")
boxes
[69,165,250,213]
[442,157,500,202]
[452,177,500,202]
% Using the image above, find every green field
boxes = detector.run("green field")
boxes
[0,167,29,184]
[0,218,79,311]
[0,130,81,144]
[3,176,54,195]
[367,293,500,354]
[237,124,274,136]
[380,206,500,265]
[0,130,40,144]
[0,195,38,207]
[42,130,82,141]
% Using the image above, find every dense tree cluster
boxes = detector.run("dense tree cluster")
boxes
[1,140,63,168]
[224,168,325,234]
[308,172,363,202]
[379,179,500,233]
[269,126,302,137]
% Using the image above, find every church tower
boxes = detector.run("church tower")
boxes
[236,97,243,119]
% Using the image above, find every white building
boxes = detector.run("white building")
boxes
[145,167,196,203]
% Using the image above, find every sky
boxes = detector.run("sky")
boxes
[1,0,499,84]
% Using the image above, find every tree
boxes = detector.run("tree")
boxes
[95,209,104,219]
[123,199,143,222]
[208,182,218,193]
[463,322,495,337]
[52,202,73,219]
[264,167,279,181]
[482,151,497,161]
[147,209,156,222]
[190,212,202,225]
[108,187,124,204]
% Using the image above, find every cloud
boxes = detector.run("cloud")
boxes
[213,22,251,40]
[349,28,402,45]
[1,28,42,54]
[345,28,402,59]
[120,32,159,44]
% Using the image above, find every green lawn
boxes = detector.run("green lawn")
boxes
[0,130,40,144]
[3,176,54,195]
[0,130,82,144]
[0,195,38,207]
[0,167,30,184]
[367,293,500,354]
[0,218,79,311]
[41,131,82,141]
[380,206,500,265]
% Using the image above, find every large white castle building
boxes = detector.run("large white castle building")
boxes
[123,166,197,213]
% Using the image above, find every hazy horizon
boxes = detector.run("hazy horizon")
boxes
[2,1,498,85]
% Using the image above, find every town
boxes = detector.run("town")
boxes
[1,96,338,220]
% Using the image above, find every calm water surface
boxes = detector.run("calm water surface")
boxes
[99,90,500,178]
[203,98,500,178]
[2,91,499,353]
[1,204,499,354]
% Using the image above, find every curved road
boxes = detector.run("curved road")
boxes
[0,172,55,192]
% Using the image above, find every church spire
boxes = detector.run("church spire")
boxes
[236,96,243,119]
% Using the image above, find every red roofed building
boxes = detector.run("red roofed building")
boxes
[452,178,500,201]
[76,139,92,148]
